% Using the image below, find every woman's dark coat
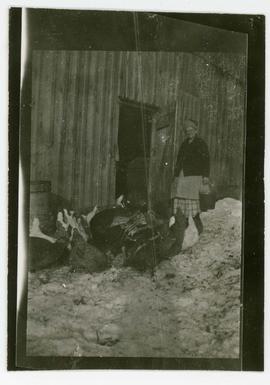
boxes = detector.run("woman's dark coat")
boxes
[174,135,210,178]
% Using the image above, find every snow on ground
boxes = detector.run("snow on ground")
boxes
[27,198,242,358]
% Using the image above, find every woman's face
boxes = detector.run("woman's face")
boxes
[185,126,197,141]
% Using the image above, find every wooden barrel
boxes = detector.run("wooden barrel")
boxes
[30,181,52,233]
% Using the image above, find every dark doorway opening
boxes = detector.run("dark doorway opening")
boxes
[116,100,155,204]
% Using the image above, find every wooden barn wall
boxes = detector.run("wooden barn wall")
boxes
[31,51,246,209]
[193,53,246,198]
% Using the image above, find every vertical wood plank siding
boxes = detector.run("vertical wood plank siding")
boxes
[31,51,246,209]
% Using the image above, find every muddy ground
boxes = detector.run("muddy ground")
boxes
[27,198,242,358]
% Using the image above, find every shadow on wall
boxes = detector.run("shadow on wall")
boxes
[216,185,242,201]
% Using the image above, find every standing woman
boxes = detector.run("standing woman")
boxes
[172,119,210,234]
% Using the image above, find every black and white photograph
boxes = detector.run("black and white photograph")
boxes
[8,7,264,372]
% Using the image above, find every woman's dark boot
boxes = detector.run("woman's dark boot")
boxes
[193,214,203,235]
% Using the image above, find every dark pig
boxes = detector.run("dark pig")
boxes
[29,237,69,272]
[90,207,134,249]
[69,228,109,273]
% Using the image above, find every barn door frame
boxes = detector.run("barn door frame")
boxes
[148,102,177,209]
[116,96,160,204]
